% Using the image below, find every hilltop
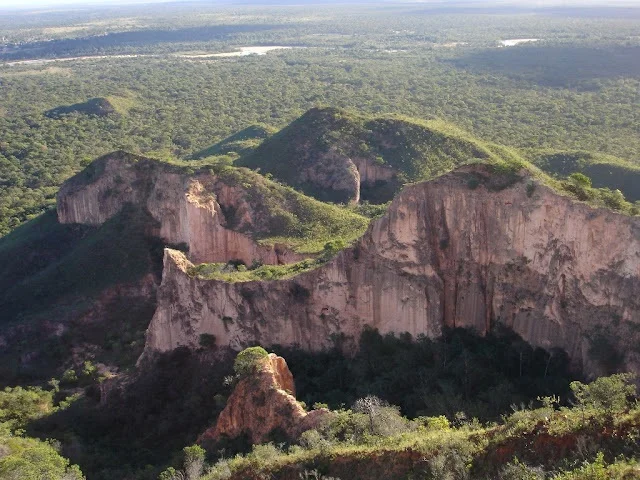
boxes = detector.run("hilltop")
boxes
[45,97,118,119]
[238,107,522,204]
[234,108,640,210]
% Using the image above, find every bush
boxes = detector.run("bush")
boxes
[570,373,636,416]
[183,445,205,480]
[233,347,269,377]
[498,459,544,480]
[569,172,592,188]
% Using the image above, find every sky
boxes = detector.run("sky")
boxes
[1,0,639,10]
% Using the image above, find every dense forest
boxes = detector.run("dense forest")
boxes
[0,3,639,235]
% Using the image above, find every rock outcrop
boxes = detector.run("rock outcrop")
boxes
[57,152,304,265]
[199,353,327,444]
[143,165,640,376]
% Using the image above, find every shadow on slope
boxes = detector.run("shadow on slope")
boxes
[0,206,163,384]
[190,124,277,159]
[530,150,640,202]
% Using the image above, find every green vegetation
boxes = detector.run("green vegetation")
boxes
[197,373,639,480]
[0,206,160,384]
[0,434,84,480]
[213,166,369,253]
[1,4,639,236]
[529,150,640,203]
[0,4,639,480]
[233,347,269,377]
[0,384,84,479]
[275,327,572,420]
[191,124,277,159]
[188,241,346,282]
[238,107,518,203]
[189,258,320,282]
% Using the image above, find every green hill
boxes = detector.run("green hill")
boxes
[238,107,525,203]
[45,97,118,119]
[528,150,640,202]
[190,124,277,160]
[235,107,638,215]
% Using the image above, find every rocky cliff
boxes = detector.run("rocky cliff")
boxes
[199,353,327,444]
[57,152,318,265]
[143,165,640,376]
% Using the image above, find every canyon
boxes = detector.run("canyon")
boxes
[57,154,640,377]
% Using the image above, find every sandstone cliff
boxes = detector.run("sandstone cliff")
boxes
[57,152,329,265]
[199,353,327,444]
[143,165,640,376]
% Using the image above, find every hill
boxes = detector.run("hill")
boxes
[529,150,640,202]
[44,97,118,119]
[0,150,369,384]
[238,107,640,208]
[238,107,524,204]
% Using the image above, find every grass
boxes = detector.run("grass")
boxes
[104,90,138,115]
[190,124,277,159]
[214,166,370,253]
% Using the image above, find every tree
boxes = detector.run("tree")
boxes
[233,346,269,377]
[569,172,592,188]
[570,373,637,419]
[183,445,205,480]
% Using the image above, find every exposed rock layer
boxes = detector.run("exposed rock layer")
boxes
[199,353,327,444]
[57,152,303,265]
[144,165,640,376]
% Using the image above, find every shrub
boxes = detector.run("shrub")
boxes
[0,435,84,480]
[570,373,636,417]
[61,369,78,385]
[233,347,269,377]
[569,172,592,188]
[183,445,205,480]
[526,182,536,197]
[0,386,54,430]
[498,458,545,480]
[418,415,451,431]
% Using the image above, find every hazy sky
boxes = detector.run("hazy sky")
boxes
[1,0,639,10]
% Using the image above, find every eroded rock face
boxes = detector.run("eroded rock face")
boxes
[143,165,640,376]
[198,353,327,444]
[57,152,303,265]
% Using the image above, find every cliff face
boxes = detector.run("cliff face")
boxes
[57,152,303,265]
[199,353,327,444]
[144,165,640,376]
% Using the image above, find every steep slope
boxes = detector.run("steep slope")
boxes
[0,206,160,383]
[58,151,369,263]
[1,150,368,382]
[144,164,640,377]
[238,107,522,204]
